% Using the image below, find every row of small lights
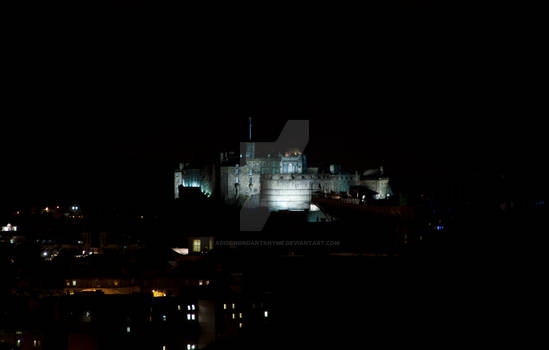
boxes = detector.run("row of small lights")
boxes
[223,302,269,328]
[14,331,40,348]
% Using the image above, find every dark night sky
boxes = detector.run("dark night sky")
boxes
[1,8,546,213]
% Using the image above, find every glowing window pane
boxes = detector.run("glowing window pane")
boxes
[192,240,201,252]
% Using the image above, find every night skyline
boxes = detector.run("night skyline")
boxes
[2,5,547,348]
[3,103,545,208]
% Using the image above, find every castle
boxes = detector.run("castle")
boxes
[175,119,392,211]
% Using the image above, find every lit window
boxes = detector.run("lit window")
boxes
[232,303,236,309]
[187,305,191,311]
[191,304,195,311]
[199,280,203,286]
[223,303,227,310]
[232,313,236,319]
[239,322,243,328]
[187,345,196,350]
[191,314,196,320]
[72,280,76,287]
[205,280,210,285]
[16,339,21,347]
[163,346,167,350]
[264,311,268,318]
[239,313,243,318]
[126,326,131,333]
[187,313,191,320]
[192,239,201,252]
[162,315,167,321]
[33,339,39,348]
[178,305,181,311]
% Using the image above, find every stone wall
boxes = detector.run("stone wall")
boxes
[260,174,312,211]
[361,177,390,199]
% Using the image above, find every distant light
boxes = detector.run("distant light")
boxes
[42,251,48,257]
[2,223,17,232]
[436,225,444,231]
[126,326,131,333]
[162,315,167,321]
[10,239,15,244]
[172,248,189,255]
[152,290,166,297]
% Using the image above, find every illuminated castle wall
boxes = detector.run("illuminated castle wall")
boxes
[175,120,392,211]
[174,163,215,198]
